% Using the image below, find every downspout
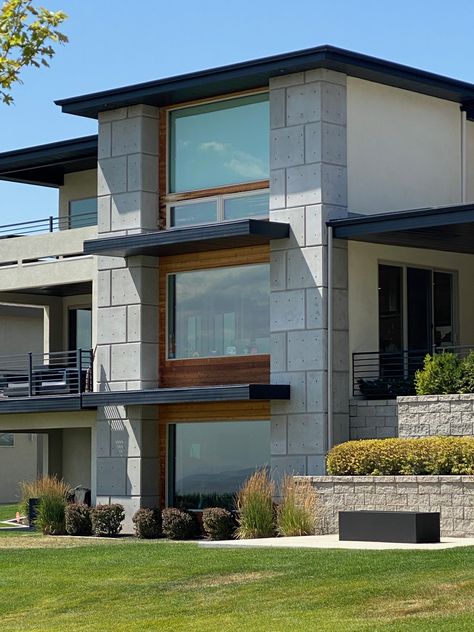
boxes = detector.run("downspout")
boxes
[327,225,333,455]
[461,109,467,204]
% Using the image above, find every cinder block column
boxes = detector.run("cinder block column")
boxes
[269,69,350,481]
[94,106,161,527]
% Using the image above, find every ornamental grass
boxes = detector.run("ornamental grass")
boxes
[235,468,275,539]
[277,475,320,536]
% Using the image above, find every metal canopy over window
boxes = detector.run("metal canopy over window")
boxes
[328,203,474,255]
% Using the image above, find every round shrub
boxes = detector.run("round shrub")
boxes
[161,508,196,540]
[202,508,235,540]
[327,437,474,476]
[132,507,162,539]
[65,503,92,536]
[91,504,125,537]
[415,352,462,395]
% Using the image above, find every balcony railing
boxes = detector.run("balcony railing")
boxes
[352,345,474,398]
[0,349,93,399]
[0,211,97,238]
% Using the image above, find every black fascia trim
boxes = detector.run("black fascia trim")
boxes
[55,45,474,119]
[81,384,290,408]
[328,203,474,238]
[83,219,290,257]
[0,394,83,414]
[0,135,98,186]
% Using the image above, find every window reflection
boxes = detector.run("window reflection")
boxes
[172,420,270,510]
[168,264,269,359]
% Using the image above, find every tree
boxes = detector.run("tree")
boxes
[0,0,67,104]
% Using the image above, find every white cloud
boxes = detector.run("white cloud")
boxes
[199,141,228,152]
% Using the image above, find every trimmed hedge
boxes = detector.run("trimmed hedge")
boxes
[132,508,162,539]
[162,508,196,540]
[327,437,474,476]
[202,508,235,540]
[91,504,125,537]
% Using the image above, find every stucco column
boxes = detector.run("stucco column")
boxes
[269,69,350,481]
[94,105,161,527]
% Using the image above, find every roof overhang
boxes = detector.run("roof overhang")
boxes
[329,203,474,254]
[56,45,474,119]
[83,219,289,257]
[82,384,290,407]
[0,136,98,187]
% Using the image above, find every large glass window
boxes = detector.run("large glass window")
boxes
[169,93,269,193]
[68,307,92,350]
[170,420,270,509]
[69,198,97,228]
[167,264,269,359]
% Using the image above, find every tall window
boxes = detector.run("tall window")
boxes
[167,93,269,227]
[169,420,270,509]
[68,307,92,350]
[69,198,97,228]
[167,264,269,359]
[0,433,14,447]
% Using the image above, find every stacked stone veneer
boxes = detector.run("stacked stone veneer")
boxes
[301,475,474,537]
[269,68,349,480]
[349,399,398,439]
[398,394,474,438]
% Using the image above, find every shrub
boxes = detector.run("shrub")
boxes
[277,475,319,536]
[65,503,92,536]
[36,495,67,535]
[415,352,462,395]
[235,469,275,539]
[161,508,196,540]
[19,475,71,522]
[91,504,125,537]
[202,508,235,540]
[327,436,474,476]
[459,351,474,394]
[132,508,162,539]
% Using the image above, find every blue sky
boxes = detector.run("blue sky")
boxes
[2,0,474,223]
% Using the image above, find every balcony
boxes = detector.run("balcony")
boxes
[352,345,474,399]
[0,349,93,413]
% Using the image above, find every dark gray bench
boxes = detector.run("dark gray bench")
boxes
[339,510,440,543]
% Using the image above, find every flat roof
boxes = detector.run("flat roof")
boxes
[83,219,289,257]
[56,45,474,119]
[328,203,474,254]
[0,135,97,187]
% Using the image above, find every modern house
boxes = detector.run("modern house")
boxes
[1,45,474,525]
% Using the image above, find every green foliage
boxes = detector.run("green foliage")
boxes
[459,351,474,394]
[415,352,462,395]
[19,475,71,523]
[235,469,275,539]
[132,508,162,539]
[65,503,92,536]
[36,494,66,535]
[0,0,68,104]
[277,475,319,537]
[91,504,124,537]
[327,436,474,476]
[161,508,196,540]
[202,507,235,540]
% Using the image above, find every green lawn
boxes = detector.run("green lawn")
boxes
[0,538,474,631]
[0,503,18,521]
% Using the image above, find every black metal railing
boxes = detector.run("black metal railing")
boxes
[352,345,474,398]
[0,349,93,399]
[0,211,97,238]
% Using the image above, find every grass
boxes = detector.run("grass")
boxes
[0,537,474,630]
[0,503,19,521]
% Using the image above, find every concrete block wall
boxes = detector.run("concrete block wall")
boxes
[269,69,350,480]
[95,106,161,528]
[349,399,398,439]
[302,475,474,537]
[398,394,474,437]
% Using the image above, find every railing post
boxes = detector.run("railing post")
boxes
[77,348,83,400]
[49,216,54,233]
[28,352,33,397]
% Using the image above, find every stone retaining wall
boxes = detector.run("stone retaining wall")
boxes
[398,394,474,438]
[299,475,474,537]
[349,399,397,440]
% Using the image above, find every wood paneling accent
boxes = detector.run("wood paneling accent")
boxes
[159,246,270,387]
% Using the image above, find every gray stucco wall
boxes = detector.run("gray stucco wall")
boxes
[301,475,474,537]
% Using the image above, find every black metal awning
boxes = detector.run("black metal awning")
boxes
[328,203,474,254]
[83,219,289,257]
[82,383,290,407]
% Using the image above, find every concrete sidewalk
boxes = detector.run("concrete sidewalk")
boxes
[199,534,474,550]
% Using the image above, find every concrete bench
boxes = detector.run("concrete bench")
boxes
[339,510,440,543]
